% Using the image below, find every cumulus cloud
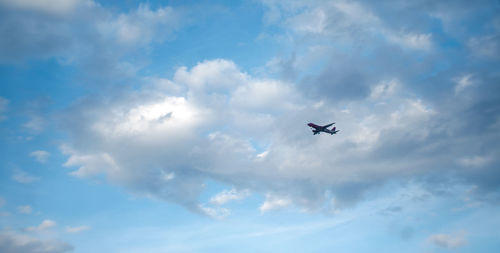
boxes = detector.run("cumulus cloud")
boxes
[0,230,72,253]
[30,150,50,163]
[25,220,56,232]
[59,56,500,215]
[428,231,467,249]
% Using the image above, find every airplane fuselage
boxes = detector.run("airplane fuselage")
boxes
[307,122,339,135]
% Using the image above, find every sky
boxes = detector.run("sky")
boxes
[0,0,499,252]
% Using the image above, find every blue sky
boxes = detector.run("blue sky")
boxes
[1,0,500,252]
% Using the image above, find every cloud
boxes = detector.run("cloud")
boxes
[210,189,251,205]
[263,0,433,51]
[458,155,492,168]
[428,231,467,249]
[25,220,56,232]
[260,194,292,212]
[98,4,182,47]
[65,226,90,233]
[0,1,185,84]
[198,205,231,220]
[370,79,400,99]
[12,169,39,184]
[23,116,45,133]
[468,35,500,59]
[59,56,500,215]
[0,0,87,16]
[0,230,72,253]
[454,74,476,94]
[17,205,32,214]
[30,150,50,163]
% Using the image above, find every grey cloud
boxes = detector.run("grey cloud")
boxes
[0,8,76,63]
[0,2,185,85]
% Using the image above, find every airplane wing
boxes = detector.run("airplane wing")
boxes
[322,123,335,128]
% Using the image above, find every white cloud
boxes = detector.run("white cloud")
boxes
[428,231,467,249]
[260,194,292,212]
[210,189,251,205]
[12,169,39,184]
[25,220,56,232]
[30,150,50,163]
[386,32,432,51]
[454,74,475,94]
[65,226,90,233]
[231,79,296,111]
[17,205,32,214]
[199,205,231,219]
[174,59,247,90]
[0,230,72,253]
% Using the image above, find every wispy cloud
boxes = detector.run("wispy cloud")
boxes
[23,116,45,133]
[65,226,91,233]
[12,169,39,184]
[454,74,476,94]
[17,205,33,214]
[25,220,56,232]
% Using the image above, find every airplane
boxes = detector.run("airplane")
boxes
[307,122,339,135]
